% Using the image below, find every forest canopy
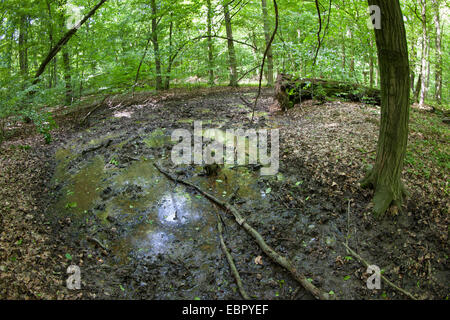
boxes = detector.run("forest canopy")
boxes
[0,0,448,126]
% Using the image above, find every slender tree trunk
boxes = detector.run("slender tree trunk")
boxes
[362,0,411,216]
[369,39,375,88]
[207,0,215,86]
[414,74,422,102]
[46,0,56,88]
[431,0,442,104]
[261,0,274,86]
[223,1,238,87]
[419,0,429,107]
[150,0,163,90]
[59,9,72,105]
[164,16,173,90]
[6,28,13,76]
[133,37,152,93]
[19,15,29,79]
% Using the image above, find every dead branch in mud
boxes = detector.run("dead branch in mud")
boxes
[81,139,112,155]
[154,163,331,300]
[342,243,417,300]
[216,214,250,300]
[80,95,110,125]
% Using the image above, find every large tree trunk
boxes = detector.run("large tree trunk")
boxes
[431,0,442,104]
[207,0,215,86]
[419,0,429,107]
[223,1,238,87]
[261,0,274,86]
[150,0,163,91]
[362,0,411,216]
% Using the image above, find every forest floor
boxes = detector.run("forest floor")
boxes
[0,87,448,300]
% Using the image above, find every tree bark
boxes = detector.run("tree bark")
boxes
[224,1,238,87]
[261,0,274,86]
[150,0,163,91]
[369,39,375,88]
[362,0,411,216]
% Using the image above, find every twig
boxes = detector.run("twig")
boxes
[154,163,331,300]
[346,200,350,249]
[86,236,108,252]
[342,242,417,300]
[217,214,250,300]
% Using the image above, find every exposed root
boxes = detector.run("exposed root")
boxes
[360,168,407,217]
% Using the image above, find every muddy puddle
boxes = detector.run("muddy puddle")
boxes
[48,127,272,298]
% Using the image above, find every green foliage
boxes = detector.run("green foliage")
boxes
[0,0,447,145]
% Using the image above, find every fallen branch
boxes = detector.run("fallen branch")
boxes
[342,242,417,300]
[154,163,331,300]
[81,139,112,155]
[87,236,109,252]
[217,214,250,300]
[80,95,110,125]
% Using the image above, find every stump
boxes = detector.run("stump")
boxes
[275,74,381,111]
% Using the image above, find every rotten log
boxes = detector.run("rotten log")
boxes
[275,74,381,111]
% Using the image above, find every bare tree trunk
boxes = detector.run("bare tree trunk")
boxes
[431,0,442,104]
[261,0,274,86]
[19,15,28,79]
[150,0,163,91]
[207,0,215,86]
[164,16,174,90]
[362,0,411,216]
[223,1,238,87]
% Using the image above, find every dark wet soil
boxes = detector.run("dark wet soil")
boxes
[2,87,448,300]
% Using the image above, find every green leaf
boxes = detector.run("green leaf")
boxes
[65,253,72,260]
